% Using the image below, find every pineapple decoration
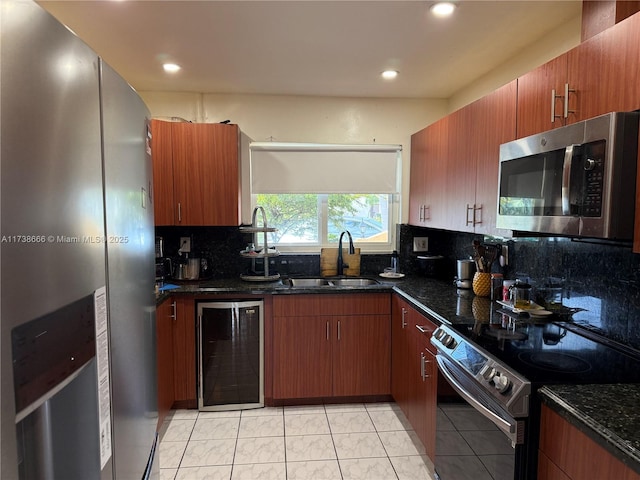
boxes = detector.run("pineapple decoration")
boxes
[471,240,497,297]
[472,296,492,322]
[472,272,491,297]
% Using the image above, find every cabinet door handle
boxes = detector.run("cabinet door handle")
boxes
[423,205,430,221]
[401,308,407,329]
[551,89,563,124]
[170,301,177,321]
[177,202,182,222]
[465,204,474,226]
[337,320,341,341]
[419,205,424,222]
[473,204,482,226]
[326,321,330,340]
[424,354,432,379]
[416,324,431,335]
[563,83,576,119]
[420,352,426,381]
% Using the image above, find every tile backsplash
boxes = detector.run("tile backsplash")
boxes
[402,224,640,352]
[156,224,640,351]
[155,225,392,280]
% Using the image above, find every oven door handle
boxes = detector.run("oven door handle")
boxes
[436,355,522,446]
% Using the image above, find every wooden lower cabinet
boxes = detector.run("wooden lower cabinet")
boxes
[156,297,175,427]
[172,296,197,407]
[273,315,332,399]
[539,404,640,480]
[391,295,437,459]
[333,314,391,397]
[272,294,391,400]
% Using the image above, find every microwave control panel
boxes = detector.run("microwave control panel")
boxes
[581,140,605,216]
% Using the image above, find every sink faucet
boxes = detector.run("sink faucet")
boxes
[337,230,355,276]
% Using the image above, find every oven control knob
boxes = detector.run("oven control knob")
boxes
[493,373,511,394]
[441,334,456,349]
[584,158,597,171]
[434,328,445,341]
[481,365,496,382]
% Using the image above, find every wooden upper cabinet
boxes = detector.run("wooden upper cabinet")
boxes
[409,82,516,235]
[150,120,240,226]
[445,104,477,233]
[569,11,640,121]
[475,81,517,237]
[518,11,640,139]
[151,119,176,226]
[516,54,569,138]
[409,116,449,228]
[408,126,429,226]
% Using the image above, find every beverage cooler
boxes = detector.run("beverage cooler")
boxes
[197,301,264,411]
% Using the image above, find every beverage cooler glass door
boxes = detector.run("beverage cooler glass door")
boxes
[197,301,264,411]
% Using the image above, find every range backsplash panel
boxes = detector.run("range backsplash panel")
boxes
[404,224,640,352]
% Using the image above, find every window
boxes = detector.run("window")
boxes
[250,143,401,253]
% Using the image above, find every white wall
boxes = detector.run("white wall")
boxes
[139,14,581,225]
[140,91,447,223]
[448,16,582,112]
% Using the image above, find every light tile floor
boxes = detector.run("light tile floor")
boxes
[159,402,436,480]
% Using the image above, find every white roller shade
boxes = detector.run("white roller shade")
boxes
[250,142,401,194]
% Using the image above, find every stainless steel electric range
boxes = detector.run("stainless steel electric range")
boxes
[430,309,640,480]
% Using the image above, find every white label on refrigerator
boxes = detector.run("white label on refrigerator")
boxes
[94,286,113,469]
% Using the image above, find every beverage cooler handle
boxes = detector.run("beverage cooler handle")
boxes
[561,145,575,215]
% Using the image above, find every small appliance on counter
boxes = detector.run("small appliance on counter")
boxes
[416,254,444,277]
[155,236,173,283]
[454,258,475,289]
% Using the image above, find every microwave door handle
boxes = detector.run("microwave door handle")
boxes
[562,145,575,215]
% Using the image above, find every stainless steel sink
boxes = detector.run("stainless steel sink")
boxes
[331,278,379,286]
[287,278,333,287]
[284,277,379,288]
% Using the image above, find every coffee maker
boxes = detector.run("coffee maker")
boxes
[155,236,172,284]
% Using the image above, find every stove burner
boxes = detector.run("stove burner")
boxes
[484,327,528,342]
[517,351,592,373]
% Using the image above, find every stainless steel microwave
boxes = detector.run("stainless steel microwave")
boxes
[496,111,639,239]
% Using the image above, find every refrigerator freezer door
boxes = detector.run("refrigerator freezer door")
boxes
[100,60,158,479]
[1,2,109,478]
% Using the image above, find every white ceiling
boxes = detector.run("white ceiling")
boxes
[38,0,582,99]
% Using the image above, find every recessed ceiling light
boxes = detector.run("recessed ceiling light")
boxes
[382,70,399,80]
[430,2,456,18]
[163,63,181,73]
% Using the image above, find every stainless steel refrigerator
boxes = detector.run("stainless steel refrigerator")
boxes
[1,1,158,478]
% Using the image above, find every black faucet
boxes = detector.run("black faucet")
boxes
[337,230,355,276]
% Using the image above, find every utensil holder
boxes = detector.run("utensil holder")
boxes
[472,272,491,297]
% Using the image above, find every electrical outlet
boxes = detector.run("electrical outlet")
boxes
[413,236,429,252]
[179,236,191,253]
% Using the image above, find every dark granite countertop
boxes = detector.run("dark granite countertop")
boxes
[539,384,640,474]
[155,275,640,471]
[155,274,485,327]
